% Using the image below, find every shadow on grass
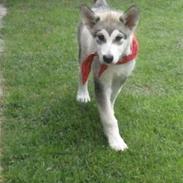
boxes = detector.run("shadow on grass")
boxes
[38,93,106,153]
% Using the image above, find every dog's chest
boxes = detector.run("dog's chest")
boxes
[99,60,136,84]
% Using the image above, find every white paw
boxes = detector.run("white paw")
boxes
[76,90,91,103]
[108,135,128,151]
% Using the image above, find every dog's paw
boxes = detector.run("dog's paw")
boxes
[108,135,128,151]
[76,90,91,103]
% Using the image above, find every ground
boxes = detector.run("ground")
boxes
[0,0,183,183]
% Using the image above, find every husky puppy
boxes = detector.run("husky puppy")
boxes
[76,0,140,151]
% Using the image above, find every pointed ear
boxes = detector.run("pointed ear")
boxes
[80,5,100,28]
[120,5,139,30]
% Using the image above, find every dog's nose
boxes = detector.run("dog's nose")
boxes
[103,55,113,64]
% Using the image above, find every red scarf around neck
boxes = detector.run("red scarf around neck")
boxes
[81,35,139,84]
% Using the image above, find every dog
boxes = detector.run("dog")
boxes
[76,0,140,151]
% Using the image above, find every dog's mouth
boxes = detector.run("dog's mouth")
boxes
[102,57,119,65]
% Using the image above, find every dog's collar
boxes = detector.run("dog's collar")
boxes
[81,35,139,84]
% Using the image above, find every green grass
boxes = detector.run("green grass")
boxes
[1,0,183,182]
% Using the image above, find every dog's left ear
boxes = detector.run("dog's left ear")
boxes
[120,5,139,30]
[80,5,100,28]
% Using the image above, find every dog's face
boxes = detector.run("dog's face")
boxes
[81,5,139,64]
[93,28,129,64]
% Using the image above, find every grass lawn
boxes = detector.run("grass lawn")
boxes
[1,0,183,182]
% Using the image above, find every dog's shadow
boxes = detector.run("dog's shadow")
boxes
[38,93,106,152]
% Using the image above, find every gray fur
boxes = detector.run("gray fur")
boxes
[94,78,106,109]
[83,4,139,36]
[93,20,128,37]
[121,5,139,30]
[111,75,127,105]
[77,0,139,151]
[92,0,109,9]
[94,76,127,111]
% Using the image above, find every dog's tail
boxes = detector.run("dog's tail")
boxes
[93,0,109,8]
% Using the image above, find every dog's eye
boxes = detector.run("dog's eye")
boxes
[115,36,123,42]
[97,34,105,42]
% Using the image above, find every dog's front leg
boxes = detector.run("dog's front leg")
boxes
[76,72,91,103]
[111,76,127,109]
[94,79,128,151]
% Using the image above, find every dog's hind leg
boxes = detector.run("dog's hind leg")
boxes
[94,78,128,151]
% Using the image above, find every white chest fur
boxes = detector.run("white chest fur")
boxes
[99,60,136,85]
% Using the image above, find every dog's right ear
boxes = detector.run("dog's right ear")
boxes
[80,5,100,28]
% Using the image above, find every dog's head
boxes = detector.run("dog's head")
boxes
[80,4,139,64]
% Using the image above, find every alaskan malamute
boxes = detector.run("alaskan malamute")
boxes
[76,0,140,151]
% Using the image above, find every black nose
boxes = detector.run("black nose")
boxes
[103,55,113,64]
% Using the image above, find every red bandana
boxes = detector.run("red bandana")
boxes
[81,35,139,84]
